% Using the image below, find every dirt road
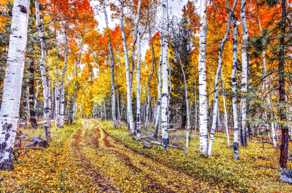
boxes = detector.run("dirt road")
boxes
[70,121,215,193]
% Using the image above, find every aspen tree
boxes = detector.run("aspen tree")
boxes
[0,0,30,170]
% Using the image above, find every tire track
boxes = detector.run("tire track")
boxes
[75,120,220,192]
[94,125,209,193]
[71,129,120,193]
[88,125,173,193]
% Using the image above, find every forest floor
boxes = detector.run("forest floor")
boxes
[0,119,291,192]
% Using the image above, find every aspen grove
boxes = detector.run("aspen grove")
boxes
[0,0,291,192]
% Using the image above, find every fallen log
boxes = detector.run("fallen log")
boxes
[25,136,48,148]
[147,139,183,150]
[142,140,152,149]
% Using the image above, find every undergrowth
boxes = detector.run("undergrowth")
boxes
[101,121,292,193]
[0,121,100,192]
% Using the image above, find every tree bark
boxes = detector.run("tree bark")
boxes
[160,0,170,149]
[197,0,209,156]
[255,1,277,147]
[35,0,51,141]
[0,0,30,170]
[193,82,198,134]
[135,30,142,136]
[279,0,288,169]
[103,101,107,120]
[57,25,69,128]
[240,0,249,146]
[145,11,156,128]
[116,88,121,122]
[23,86,30,125]
[101,0,117,125]
[154,52,162,139]
[208,0,238,156]
[120,2,135,133]
[28,58,38,129]
[54,76,60,126]
[178,55,191,153]
[231,18,240,160]
[130,0,142,94]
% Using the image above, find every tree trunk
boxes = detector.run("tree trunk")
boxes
[197,0,209,156]
[279,0,288,169]
[145,18,156,128]
[34,81,40,119]
[130,0,142,94]
[51,86,55,118]
[35,0,51,141]
[54,77,60,126]
[178,55,191,153]
[23,86,30,125]
[135,30,142,137]
[240,0,249,146]
[154,53,162,139]
[0,0,30,170]
[255,2,277,147]
[262,48,277,148]
[103,101,107,120]
[116,88,121,122]
[58,25,69,128]
[120,2,135,133]
[102,0,117,125]
[28,58,38,129]
[159,0,170,149]
[231,18,239,160]
[208,0,237,156]
[193,82,198,134]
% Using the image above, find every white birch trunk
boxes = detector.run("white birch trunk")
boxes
[136,30,142,137]
[58,25,68,128]
[154,54,162,138]
[0,0,30,170]
[131,0,142,135]
[116,88,121,122]
[208,0,237,156]
[120,2,135,133]
[197,0,209,156]
[160,0,169,149]
[145,21,156,128]
[271,122,277,147]
[178,56,191,153]
[54,35,61,126]
[231,18,240,160]
[35,0,51,141]
[185,89,191,141]
[130,0,142,91]
[240,0,249,146]
[193,83,198,134]
[54,80,60,123]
